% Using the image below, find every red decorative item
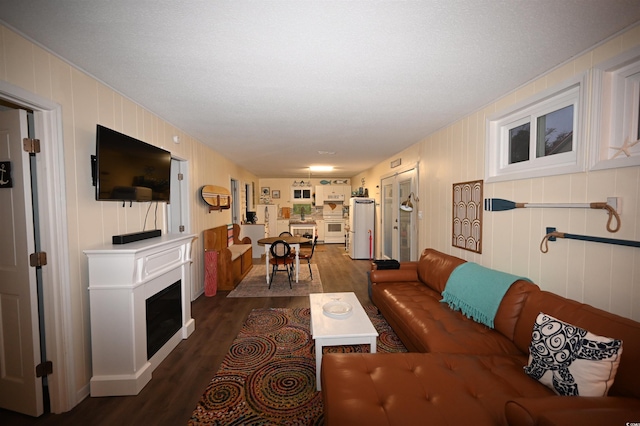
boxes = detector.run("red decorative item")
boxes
[205,250,218,296]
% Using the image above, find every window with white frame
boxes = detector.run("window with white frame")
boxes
[486,73,587,183]
[590,46,640,170]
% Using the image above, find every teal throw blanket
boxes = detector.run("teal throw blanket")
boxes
[441,262,531,328]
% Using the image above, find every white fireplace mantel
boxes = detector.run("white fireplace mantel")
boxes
[84,233,196,396]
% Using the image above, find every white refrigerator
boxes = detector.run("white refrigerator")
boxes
[255,204,278,237]
[348,198,375,259]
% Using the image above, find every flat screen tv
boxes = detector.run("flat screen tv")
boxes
[94,125,171,202]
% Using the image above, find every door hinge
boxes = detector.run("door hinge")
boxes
[177,173,184,181]
[179,225,185,232]
[36,361,53,377]
[23,138,41,154]
[30,252,47,267]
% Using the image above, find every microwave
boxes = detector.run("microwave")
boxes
[326,193,345,201]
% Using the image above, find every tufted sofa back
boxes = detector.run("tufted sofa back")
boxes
[413,248,639,397]
[416,248,465,293]
[416,249,538,342]
[513,289,640,399]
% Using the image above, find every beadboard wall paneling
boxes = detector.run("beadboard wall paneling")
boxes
[0,24,257,407]
[361,27,640,322]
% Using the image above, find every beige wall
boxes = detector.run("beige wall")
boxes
[0,24,257,406]
[3,20,640,411]
[360,26,640,322]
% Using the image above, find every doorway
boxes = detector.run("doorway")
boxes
[0,82,74,415]
[168,158,190,235]
[230,178,240,224]
[0,108,44,416]
[380,168,418,261]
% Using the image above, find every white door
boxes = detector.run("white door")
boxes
[169,158,190,234]
[0,109,43,416]
[231,178,240,224]
[380,168,418,261]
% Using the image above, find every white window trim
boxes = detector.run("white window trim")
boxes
[590,46,640,171]
[291,187,312,201]
[486,72,588,183]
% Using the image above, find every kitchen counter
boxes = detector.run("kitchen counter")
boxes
[240,224,266,258]
[288,219,316,224]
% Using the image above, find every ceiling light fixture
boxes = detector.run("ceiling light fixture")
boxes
[309,166,333,172]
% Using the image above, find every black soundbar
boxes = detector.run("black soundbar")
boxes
[112,229,162,244]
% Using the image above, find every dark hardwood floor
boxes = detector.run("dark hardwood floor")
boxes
[2,244,373,425]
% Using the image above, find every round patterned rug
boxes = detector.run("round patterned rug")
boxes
[188,305,406,425]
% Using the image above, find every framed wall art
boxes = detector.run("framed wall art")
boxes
[272,189,280,199]
[452,180,483,253]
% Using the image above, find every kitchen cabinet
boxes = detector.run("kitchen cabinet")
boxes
[256,204,278,237]
[342,185,353,199]
[315,219,325,242]
[315,185,351,203]
[276,219,290,236]
[315,186,324,205]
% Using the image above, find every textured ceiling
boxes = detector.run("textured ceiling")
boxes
[1,1,640,177]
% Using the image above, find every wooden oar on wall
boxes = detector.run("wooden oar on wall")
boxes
[540,227,640,253]
[483,198,621,232]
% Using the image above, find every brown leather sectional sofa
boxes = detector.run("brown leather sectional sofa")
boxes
[321,249,640,425]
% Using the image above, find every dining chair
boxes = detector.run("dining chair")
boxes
[297,236,318,279]
[269,240,294,289]
[280,231,296,257]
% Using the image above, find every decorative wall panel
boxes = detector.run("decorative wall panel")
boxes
[452,180,483,253]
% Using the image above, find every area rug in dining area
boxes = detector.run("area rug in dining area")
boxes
[227,264,323,298]
[188,306,407,425]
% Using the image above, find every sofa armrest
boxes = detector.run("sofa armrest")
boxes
[370,268,419,284]
[505,396,640,426]
[371,261,418,270]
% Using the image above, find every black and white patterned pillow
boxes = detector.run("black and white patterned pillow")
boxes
[524,312,623,396]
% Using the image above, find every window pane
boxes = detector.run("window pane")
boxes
[537,105,573,157]
[509,122,530,164]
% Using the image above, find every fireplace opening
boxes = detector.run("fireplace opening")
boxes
[146,280,182,359]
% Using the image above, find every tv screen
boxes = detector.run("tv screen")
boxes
[95,125,171,202]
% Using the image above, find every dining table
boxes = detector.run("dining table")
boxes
[258,235,311,284]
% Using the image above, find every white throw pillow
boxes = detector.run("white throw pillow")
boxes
[524,312,623,396]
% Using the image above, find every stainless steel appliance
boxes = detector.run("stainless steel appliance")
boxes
[348,198,375,259]
[322,203,345,244]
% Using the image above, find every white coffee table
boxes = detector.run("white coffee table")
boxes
[309,292,378,391]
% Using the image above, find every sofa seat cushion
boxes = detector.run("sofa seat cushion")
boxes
[372,282,523,355]
[227,244,251,261]
[321,352,551,426]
